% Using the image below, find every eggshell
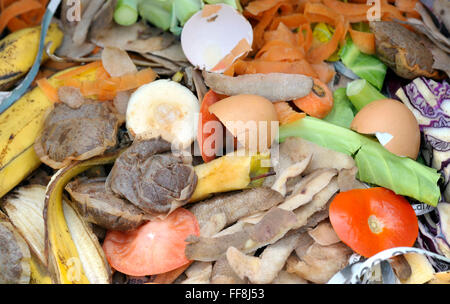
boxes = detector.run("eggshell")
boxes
[180,4,253,72]
[350,99,421,159]
[208,94,279,153]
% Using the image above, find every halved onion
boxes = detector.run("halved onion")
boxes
[126,79,199,149]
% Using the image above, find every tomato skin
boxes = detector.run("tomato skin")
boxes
[102,208,200,276]
[197,90,227,163]
[329,187,418,258]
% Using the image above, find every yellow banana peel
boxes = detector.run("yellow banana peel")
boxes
[30,254,53,284]
[45,152,119,284]
[0,23,64,90]
[0,65,100,199]
[190,151,271,202]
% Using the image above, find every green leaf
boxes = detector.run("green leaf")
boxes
[355,138,441,207]
[323,88,355,128]
[340,39,387,90]
[279,117,441,206]
[279,116,362,155]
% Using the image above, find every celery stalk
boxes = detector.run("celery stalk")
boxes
[174,0,202,26]
[114,0,141,26]
[139,0,172,31]
[279,117,441,206]
[346,79,386,111]
[170,1,183,35]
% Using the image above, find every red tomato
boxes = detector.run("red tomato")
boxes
[329,187,418,257]
[102,208,200,276]
[197,90,227,163]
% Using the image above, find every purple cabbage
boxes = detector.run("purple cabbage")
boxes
[396,77,450,128]
[417,203,450,272]
[396,77,450,202]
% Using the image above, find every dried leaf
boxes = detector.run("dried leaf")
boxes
[91,22,175,53]
[101,47,137,77]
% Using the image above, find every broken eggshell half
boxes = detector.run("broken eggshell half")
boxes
[208,94,279,153]
[350,99,421,159]
[181,4,253,72]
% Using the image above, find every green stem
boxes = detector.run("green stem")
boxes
[346,79,386,111]
[114,0,140,26]
[174,0,202,26]
[139,0,172,31]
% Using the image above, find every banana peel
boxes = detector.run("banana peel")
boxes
[429,271,450,284]
[2,185,48,266]
[30,253,53,284]
[44,151,119,284]
[0,64,101,199]
[400,253,435,284]
[189,151,271,202]
[0,24,64,90]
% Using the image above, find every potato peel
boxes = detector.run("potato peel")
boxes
[0,211,31,284]
[226,232,301,284]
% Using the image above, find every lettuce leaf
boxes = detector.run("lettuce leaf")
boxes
[279,117,441,206]
[323,88,355,128]
[340,39,387,90]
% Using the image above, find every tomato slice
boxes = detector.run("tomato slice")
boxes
[197,90,227,163]
[102,208,200,276]
[329,187,418,257]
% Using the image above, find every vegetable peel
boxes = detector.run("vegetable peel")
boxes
[279,117,441,206]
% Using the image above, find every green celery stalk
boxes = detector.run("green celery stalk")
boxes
[279,117,441,206]
[139,0,172,31]
[169,1,183,35]
[346,79,386,111]
[174,0,202,26]
[340,39,387,90]
[323,88,356,128]
[279,116,362,155]
[114,0,141,26]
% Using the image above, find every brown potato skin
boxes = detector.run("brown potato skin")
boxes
[370,21,441,79]
[106,137,197,215]
[0,212,30,284]
[66,177,149,231]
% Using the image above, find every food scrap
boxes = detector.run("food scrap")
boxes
[0,0,449,286]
